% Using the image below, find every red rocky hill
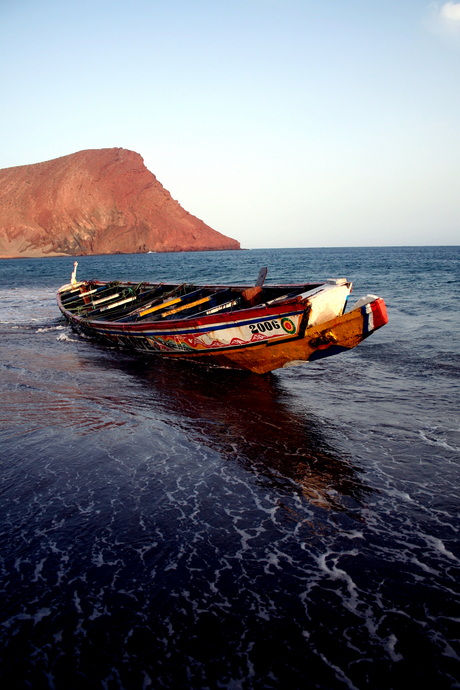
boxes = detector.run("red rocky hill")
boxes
[0,148,240,258]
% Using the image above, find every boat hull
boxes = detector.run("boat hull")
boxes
[168,297,387,374]
[57,278,388,374]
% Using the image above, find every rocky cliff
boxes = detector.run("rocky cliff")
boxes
[0,148,240,258]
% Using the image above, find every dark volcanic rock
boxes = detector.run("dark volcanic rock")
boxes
[0,148,240,257]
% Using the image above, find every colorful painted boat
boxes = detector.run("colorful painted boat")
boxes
[57,264,388,374]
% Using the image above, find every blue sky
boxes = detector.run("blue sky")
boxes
[1,0,459,247]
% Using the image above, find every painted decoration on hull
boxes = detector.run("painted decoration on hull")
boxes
[143,315,302,354]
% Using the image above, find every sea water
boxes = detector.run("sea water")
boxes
[0,247,459,689]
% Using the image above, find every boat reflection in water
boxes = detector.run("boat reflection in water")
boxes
[84,349,372,516]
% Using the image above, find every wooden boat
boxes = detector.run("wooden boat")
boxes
[57,264,388,375]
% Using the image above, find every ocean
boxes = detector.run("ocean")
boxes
[0,246,459,689]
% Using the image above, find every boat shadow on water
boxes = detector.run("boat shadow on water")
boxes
[79,344,373,518]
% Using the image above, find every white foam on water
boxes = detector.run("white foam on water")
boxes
[36,325,65,333]
[1,248,460,688]
[423,534,458,562]
[0,287,58,325]
[384,634,403,662]
[419,429,460,453]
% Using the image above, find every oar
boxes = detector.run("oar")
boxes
[185,296,240,318]
[61,282,118,307]
[80,287,138,317]
[114,284,166,321]
[140,295,184,318]
[160,289,230,319]
[137,285,198,319]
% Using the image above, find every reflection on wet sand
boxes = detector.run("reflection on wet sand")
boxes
[85,350,372,515]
